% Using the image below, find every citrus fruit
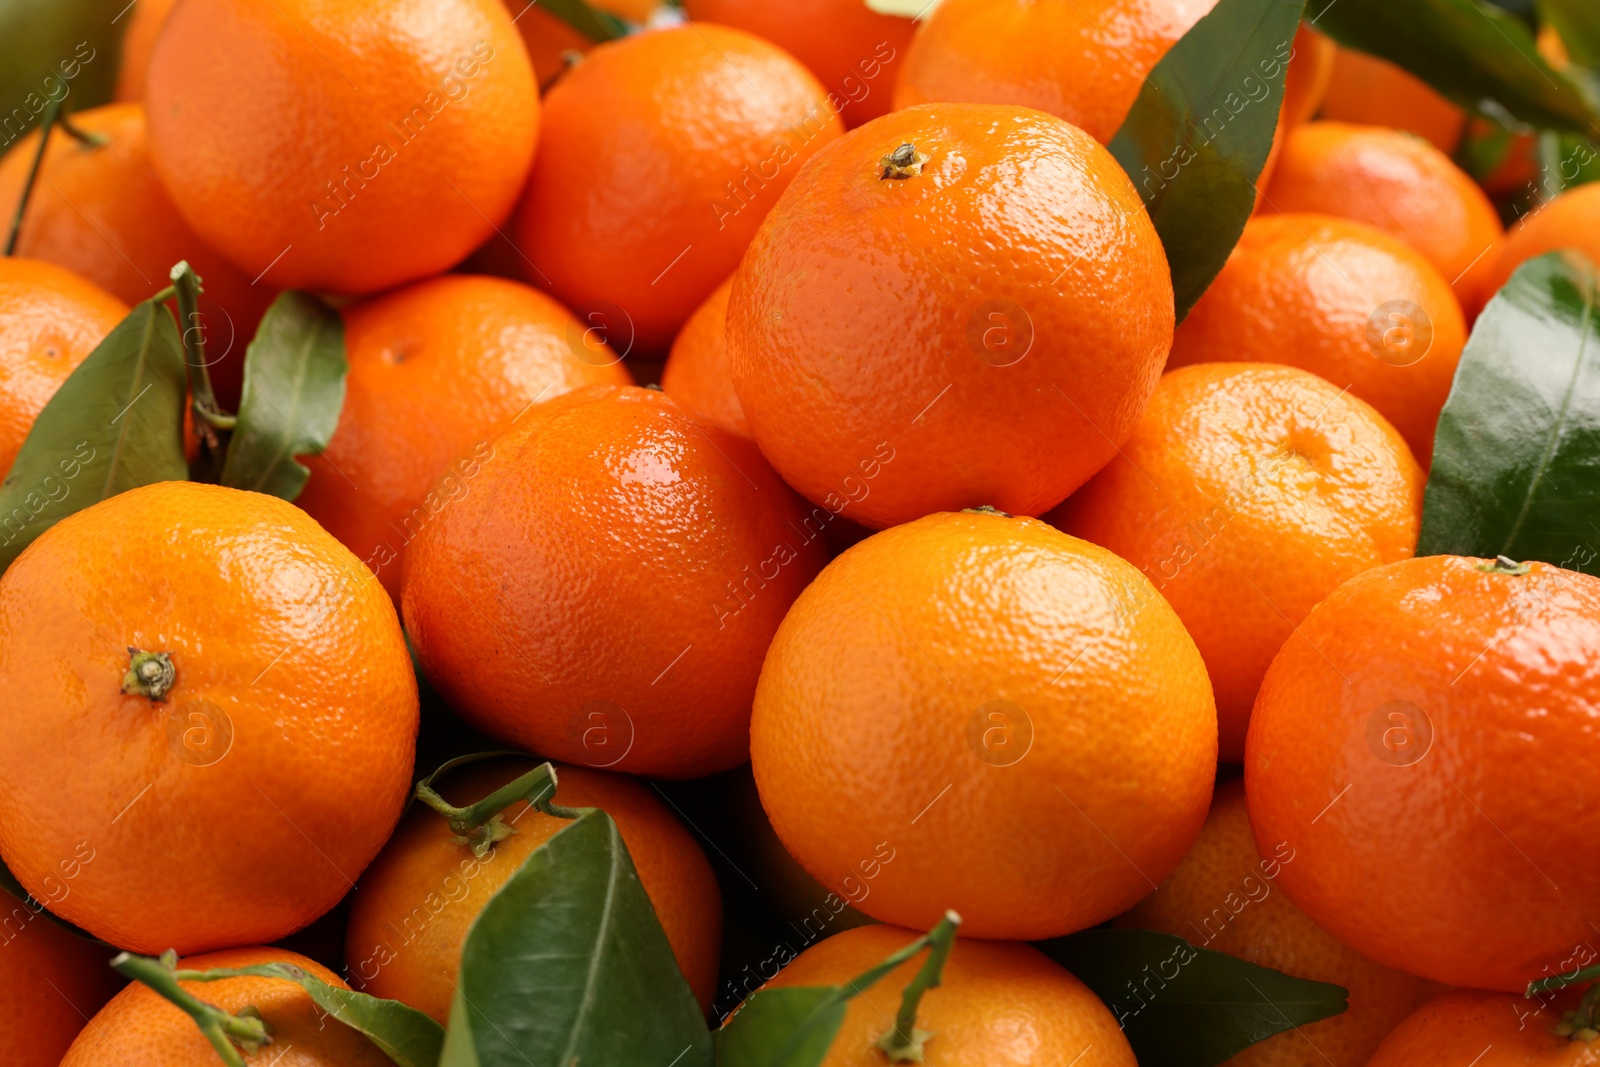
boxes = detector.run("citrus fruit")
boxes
[144,0,539,294]
[891,0,1220,143]
[1246,555,1600,992]
[0,889,122,1067]
[1317,47,1465,154]
[681,0,916,127]
[659,276,747,437]
[0,102,276,405]
[1366,989,1600,1067]
[1486,182,1600,297]
[112,0,177,100]
[403,384,829,779]
[511,23,842,354]
[1168,213,1465,462]
[1049,363,1422,762]
[728,102,1173,529]
[1261,121,1504,319]
[294,273,630,600]
[750,924,1139,1067]
[501,0,654,89]
[0,256,127,476]
[1118,779,1441,1067]
[1283,26,1336,127]
[751,510,1216,939]
[346,756,721,1020]
[0,481,418,954]
[58,947,392,1066]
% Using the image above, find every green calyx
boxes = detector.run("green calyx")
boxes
[122,648,176,702]
[880,142,927,181]
[113,951,271,1067]
[414,756,568,857]
[1479,554,1533,576]
[872,911,960,1063]
[962,505,1014,518]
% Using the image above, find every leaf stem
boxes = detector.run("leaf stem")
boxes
[57,112,108,147]
[874,912,961,1063]
[414,758,566,856]
[4,95,62,256]
[112,951,271,1067]
[169,262,236,469]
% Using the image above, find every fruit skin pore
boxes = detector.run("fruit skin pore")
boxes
[346,757,722,1020]
[144,0,540,294]
[58,947,395,1066]
[751,510,1216,940]
[752,924,1140,1067]
[0,482,419,955]
[1051,362,1423,762]
[402,384,828,779]
[1246,555,1600,993]
[728,102,1174,529]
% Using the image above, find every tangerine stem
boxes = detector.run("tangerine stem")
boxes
[112,951,271,1067]
[170,262,236,471]
[4,95,61,256]
[874,911,961,1063]
[414,758,566,856]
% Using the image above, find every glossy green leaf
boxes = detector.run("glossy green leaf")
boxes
[1037,929,1348,1067]
[0,296,187,572]
[1537,0,1600,68]
[507,0,628,42]
[441,808,714,1067]
[1109,0,1306,320]
[176,961,443,1067]
[216,291,346,502]
[1419,251,1600,567]
[1311,0,1599,134]
[714,988,846,1067]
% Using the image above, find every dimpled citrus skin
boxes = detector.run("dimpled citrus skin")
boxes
[59,948,393,1066]
[682,0,915,127]
[0,889,123,1067]
[0,257,127,476]
[1246,556,1600,992]
[0,482,418,954]
[1318,48,1465,155]
[1486,183,1600,297]
[892,0,1218,143]
[0,104,276,406]
[1168,214,1465,463]
[513,24,842,355]
[751,511,1216,939]
[1118,780,1440,1067]
[1367,990,1600,1067]
[295,274,630,600]
[145,0,538,294]
[402,385,828,778]
[728,103,1173,530]
[1261,122,1504,319]
[756,925,1138,1067]
[1050,363,1422,762]
[660,277,748,437]
[346,758,721,1020]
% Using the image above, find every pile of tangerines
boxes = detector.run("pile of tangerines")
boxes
[2,0,1599,1065]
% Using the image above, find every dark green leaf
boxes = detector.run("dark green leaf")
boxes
[508,0,628,42]
[441,809,714,1067]
[0,0,121,143]
[0,296,187,572]
[1311,0,1599,134]
[1537,0,1600,68]
[217,291,346,502]
[1037,929,1348,1067]
[713,987,846,1067]
[1419,251,1600,567]
[1108,0,1306,320]
[181,961,443,1067]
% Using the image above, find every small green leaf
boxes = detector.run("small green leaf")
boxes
[714,988,847,1067]
[0,296,187,573]
[1108,0,1306,320]
[441,808,714,1067]
[1036,929,1348,1067]
[170,960,443,1067]
[1418,251,1600,567]
[1537,0,1600,68]
[217,291,346,502]
[1311,0,1599,134]
[512,0,629,42]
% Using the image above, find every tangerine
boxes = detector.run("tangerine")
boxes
[0,889,122,1067]
[659,276,747,437]
[1366,989,1600,1067]
[1317,47,1465,154]
[1486,183,1600,297]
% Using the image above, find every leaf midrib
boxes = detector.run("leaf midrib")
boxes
[242,313,327,493]
[99,305,159,500]
[555,817,621,1066]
